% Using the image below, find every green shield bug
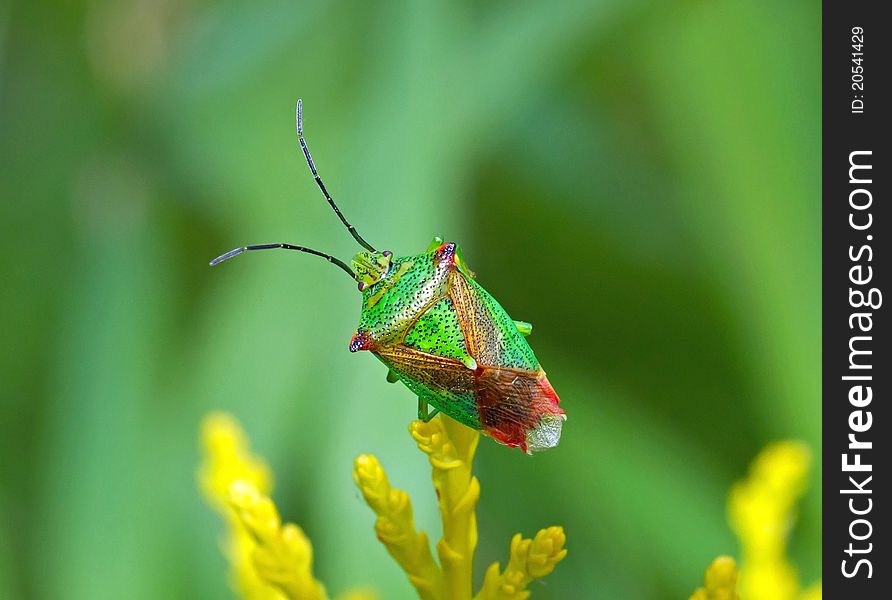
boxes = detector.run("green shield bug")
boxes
[211,101,565,453]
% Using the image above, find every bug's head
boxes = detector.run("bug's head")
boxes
[352,250,392,291]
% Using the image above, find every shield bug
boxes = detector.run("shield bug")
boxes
[211,101,565,453]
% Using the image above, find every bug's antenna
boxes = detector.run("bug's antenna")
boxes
[296,99,377,253]
[210,243,357,279]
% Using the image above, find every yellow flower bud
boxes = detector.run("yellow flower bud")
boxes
[689,556,739,600]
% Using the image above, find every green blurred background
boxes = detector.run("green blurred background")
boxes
[0,0,820,598]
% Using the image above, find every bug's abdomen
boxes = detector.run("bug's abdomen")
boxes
[376,341,565,452]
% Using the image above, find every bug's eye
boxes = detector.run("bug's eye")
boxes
[357,282,366,292]
[382,251,392,257]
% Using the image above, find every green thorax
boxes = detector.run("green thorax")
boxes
[354,248,451,345]
[352,242,539,372]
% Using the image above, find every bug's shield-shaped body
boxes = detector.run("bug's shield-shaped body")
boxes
[349,242,565,453]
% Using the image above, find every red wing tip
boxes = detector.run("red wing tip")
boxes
[536,372,562,405]
[476,367,565,453]
[484,412,566,454]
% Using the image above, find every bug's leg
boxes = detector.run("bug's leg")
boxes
[514,320,533,336]
[454,243,475,278]
[417,398,440,422]
[386,369,399,383]
[426,236,445,252]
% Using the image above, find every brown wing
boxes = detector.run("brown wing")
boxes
[374,345,480,429]
[447,269,539,370]
[474,365,565,453]
[448,269,501,366]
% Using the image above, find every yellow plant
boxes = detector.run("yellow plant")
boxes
[689,556,739,600]
[198,412,372,600]
[690,441,821,600]
[198,412,282,600]
[199,412,566,600]
[227,480,327,600]
[354,415,567,600]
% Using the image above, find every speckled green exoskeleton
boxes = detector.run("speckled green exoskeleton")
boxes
[211,101,565,453]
